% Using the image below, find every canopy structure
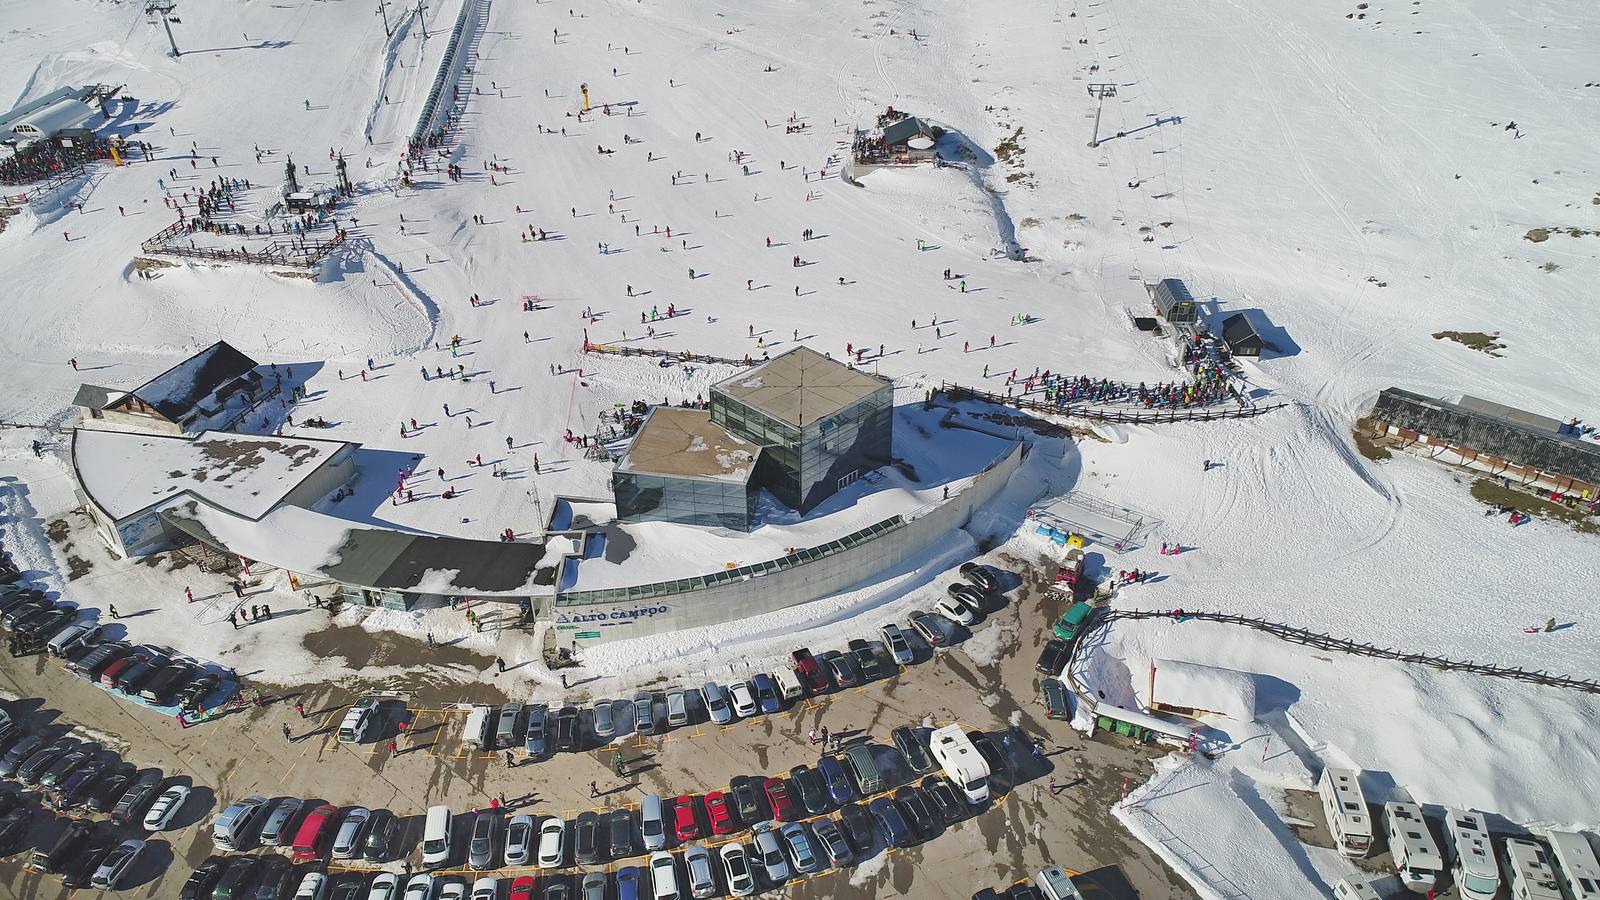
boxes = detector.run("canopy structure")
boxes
[1150,658,1258,722]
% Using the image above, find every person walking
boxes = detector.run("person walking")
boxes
[589,781,599,798]
[185,586,194,603]
[505,750,516,768]
[495,657,506,674]
[295,701,305,719]
[108,604,120,619]
[283,723,294,742]
[387,739,399,754]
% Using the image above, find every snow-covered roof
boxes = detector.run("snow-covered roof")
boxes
[0,86,95,133]
[161,500,551,596]
[616,407,759,483]
[881,116,932,146]
[72,428,355,521]
[125,341,259,422]
[72,383,123,410]
[1151,658,1258,721]
[712,346,891,428]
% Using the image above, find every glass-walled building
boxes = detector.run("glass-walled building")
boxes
[612,407,760,530]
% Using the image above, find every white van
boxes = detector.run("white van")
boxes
[1331,878,1382,900]
[47,623,101,657]
[1383,802,1443,894]
[421,805,453,868]
[462,705,494,750]
[1446,808,1501,900]
[640,794,666,851]
[1505,837,1563,900]
[773,668,806,702]
[1033,865,1084,900]
[1547,830,1600,900]
[1317,768,1374,858]
[212,796,269,851]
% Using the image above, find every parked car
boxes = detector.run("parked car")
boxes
[868,796,914,847]
[24,816,91,873]
[763,777,796,822]
[39,746,93,789]
[959,562,1000,592]
[259,798,306,847]
[606,807,634,859]
[363,810,398,863]
[54,758,110,809]
[331,807,371,859]
[880,623,914,665]
[894,786,938,840]
[705,790,736,835]
[591,699,616,741]
[574,810,601,865]
[554,706,580,751]
[788,765,828,815]
[337,698,380,745]
[179,855,226,900]
[893,726,935,774]
[648,851,679,898]
[403,874,435,900]
[728,682,758,718]
[632,693,656,735]
[818,755,858,805]
[505,814,535,866]
[1052,602,1095,643]
[91,838,146,889]
[85,764,137,813]
[0,735,43,778]
[937,594,979,627]
[470,878,499,900]
[63,844,113,890]
[751,824,790,884]
[812,817,853,867]
[701,683,733,725]
[468,811,499,870]
[495,704,523,750]
[180,673,221,710]
[790,648,830,693]
[665,690,691,728]
[538,815,567,868]
[112,770,164,825]
[720,841,756,896]
[17,739,75,785]
[751,674,782,714]
[294,873,330,900]
[1035,639,1070,676]
[671,794,703,842]
[730,776,765,824]
[1041,678,1070,720]
[921,775,966,824]
[367,873,401,900]
[143,784,191,831]
[0,806,29,855]
[610,869,638,900]
[822,651,861,688]
[847,638,883,681]
[523,704,548,758]
[837,802,875,853]
[909,611,948,647]
[780,822,823,873]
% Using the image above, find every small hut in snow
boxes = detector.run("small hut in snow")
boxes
[1148,658,1258,722]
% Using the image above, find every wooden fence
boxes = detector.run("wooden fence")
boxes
[583,343,753,367]
[140,226,346,269]
[940,382,1286,424]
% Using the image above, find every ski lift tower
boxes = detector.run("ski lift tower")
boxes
[1086,83,1117,148]
[146,0,182,58]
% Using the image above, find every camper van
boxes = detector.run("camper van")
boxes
[1446,808,1502,900]
[1330,878,1382,900]
[1547,830,1600,900]
[1383,802,1443,894]
[1505,837,1563,900]
[462,705,494,750]
[1317,768,1374,858]
[927,724,991,806]
[1033,866,1084,900]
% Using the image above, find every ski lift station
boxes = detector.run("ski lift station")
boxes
[0,85,101,153]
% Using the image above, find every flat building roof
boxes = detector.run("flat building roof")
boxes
[713,346,890,428]
[616,407,759,483]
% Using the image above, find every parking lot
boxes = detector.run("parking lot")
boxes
[0,558,1198,899]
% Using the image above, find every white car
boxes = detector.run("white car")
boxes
[728,681,758,718]
[142,784,190,831]
[683,844,717,898]
[648,851,679,899]
[470,878,498,900]
[436,883,467,900]
[504,814,534,866]
[537,816,567,868]
[936,595,978,626]
[367,874,401,900]
[91,838,145,889]
[295,873,329,900]
[402,874,434,900]
[880,623,914,665]
[720,841,756,897]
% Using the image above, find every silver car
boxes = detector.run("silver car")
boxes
[467,811,498,870]
[780,821,823,873]
[523,704,548,758]
[683,843,717,898]
[633,692,656,734]
[580,872,606,900]
[331,807,371,859]
[504,814,534,866]
[591,699,615,741]
[91,838,146,889]
[880,623,914,665]
[701,683,733,725]
[752,824,790,883]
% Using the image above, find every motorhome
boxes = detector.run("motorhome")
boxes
[1330,879,1382,900]
[1547,830,1600,900]
[927,724,991,806]
[1505,837,1564,900]
[1317,768,1374,858]
[1446,808,1502,900]
[1383,802,1443,894]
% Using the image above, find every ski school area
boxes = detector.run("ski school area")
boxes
[2,0,1600,896]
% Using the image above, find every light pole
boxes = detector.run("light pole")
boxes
[1087,83,1117,148]
[146,0,181,57]
[377,0,393,37]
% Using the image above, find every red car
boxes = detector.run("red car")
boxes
[509,875,536,900]
[705,790,736,835]
[673,794,704,841]
[791,648,831,693]
[763,777,796,822]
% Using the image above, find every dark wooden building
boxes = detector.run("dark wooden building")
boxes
[1222,313,1264,357]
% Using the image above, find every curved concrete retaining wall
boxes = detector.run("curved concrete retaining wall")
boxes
[551,441,1025,649]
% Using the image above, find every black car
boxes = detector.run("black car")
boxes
[946,583,988,618]
[730,775,766,823]
[867,797,914,848]
[110,770,164,825]
[212,855,260,900]
[60,843,112,889]
[0,807,30,855]
[23,818,90,874]
[362,810,398,863]
[892,726,935,775]
[1,598,50,629]
[1035,639,1070,676]
[1041,678,1070,720]
[893,786,938,840]
[17,739,75,786]
[16,608,75,641]
[959,562,1001,593]
[972,889,1004,900]
[142,663,198,705]
[554,706,579,752]
[606,807,634,859]
[54,758,110,809]
[328,881,364,900]
[0,735,44,778]
[180,673,221,710]
[787,765,829,815]
[920,775,965,824]
[39,747,94,789]
[847,638,882,681]
[573,810,601,865]
[249,856,293,900]
[836,802,875,853]
[1005,884,1045,900]
[86,765,138,813]
[541,877,572,900]
[179,856,227,900]
[971,733,1009,780]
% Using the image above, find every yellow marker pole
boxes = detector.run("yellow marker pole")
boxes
[580,83,590,112]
